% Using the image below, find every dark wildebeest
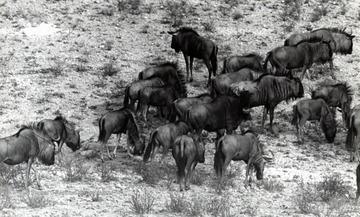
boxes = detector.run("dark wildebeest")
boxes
[221,53,264,74]
[184,94,252,139]
[172,93,213,122]
[210,68,257,98]
[37,115,80,153]
[0,124,55,188]
[264,39,333,79]
[168,27,218,86]
[291,98,337,143]
[345,105,360,162]
[143,121,190,163]
[356,163,360,201]
[214,130,265,187]
[172,135,205,191]
[123,77,164,111]
[137,71,187,122]
[138,61,178,81]
[230,74,304,133]
[311,82,353,127]
[98,108,145,160]
[285,28,355,55]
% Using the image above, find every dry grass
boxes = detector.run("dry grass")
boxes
[59,156,90,182]
[24,191,49,208]
[100,162,117,182]
[130,190,155,214]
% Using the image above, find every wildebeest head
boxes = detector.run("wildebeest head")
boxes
[66,130,81,152]
[321,110,337,143]
[168,31,181,53]
[318,40,333,64]
[254,157,266,180]
[194,136,205,163]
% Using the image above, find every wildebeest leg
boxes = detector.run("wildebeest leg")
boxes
[31,167,41,188]
[204,58,212,86]
[298,116,307,143]
[261,106,269,130]
[300,66,308,80]
[269,107,276,134]
[186,161,197,190]
[221,157,232,188]
[141,104,149,123]
[113,134,121,158]
[161,144,170,162]
[151,142,159,162]
[184,162,192,191]
[189,56,194,82]
[26,157,34,189]
[216,130,225,141]
[57,140,64,154]
[244,158,254,187]
[129,99,135,111]
[314,121,322,141]
[183,53,190,82]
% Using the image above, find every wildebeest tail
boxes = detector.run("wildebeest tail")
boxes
[210,78,217,98]
[356,164,360,201]
[138,71,143,80]
[143,130,157,162]
[214,137,225,177]
[221,58,227,74]
[177,138,186,180]
[263,51,272,73]
[291,105,299,126]
[183,109,193,130]
[123,85,130,107]
[211,45,218,76]
[97,116,107,143]
[345,115,355,150]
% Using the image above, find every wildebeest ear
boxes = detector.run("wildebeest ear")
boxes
[351,35,355,38]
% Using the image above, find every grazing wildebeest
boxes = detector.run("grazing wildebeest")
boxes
[221,53,264,74]
[143,121,190,163]
[311,82,353,127]
[172,135,205,191]
[137,71,187,122]
[98,108,145,160]
[184,94,252,139]
[37,115,80,153]
[230,74,304,133]
[210,68,257,98]
[214,130,265,187]
[0,124,55,188]
[356,163,360,201]
[123,77,164,111]
[172,93,213,122]
[264,39,333,79]
[168,27,218,86]
[291,98,337,143]
[345,105,360,162]
[138,61,178,82]
[285,28,355,55]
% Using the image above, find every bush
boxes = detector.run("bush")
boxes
[294,179,318,214]
[202,21,216,32]
[130,190,155,214]
[316,173,348,202]
[310,5,328,22]
[281,0,302,21]
[233,11,243,20]
[166,193,187,213]
[24,191,48,208]
[262,179,285,192]
[0,186,12,210]
[60,157,90,182]
[100,162,117,182]
[101,62,119,77]
[164,0,188,27]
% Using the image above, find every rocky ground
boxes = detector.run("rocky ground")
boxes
[1,0,360,216]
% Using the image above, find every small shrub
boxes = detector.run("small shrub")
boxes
[140,24,150,34]
[206,195,234,217]
[263,179,285,192]
[104,40,113,51]
[75,63,87,72]
[99,7,114,16]
[316,173,348,202]
[100,162,117,182]
[233,11,243,20]
[187,197,205,217]
[49,59,65,77]
[134,163,160,185]
[191,172,205,186]
[202,21,215,32]
[101,62,119,76]
[166,193,187,213]
[0,186,12,210]
[165,0,188,27]
[339,4,347,15]
[281,0,302,21]
[311,5,328,22]
[224,0,241,8]
[60,157,90,182]
[24,191,48,208]
[91,190,101,202]
[130,190,155,214]
[294,179,318,214]
[116,0,142,14]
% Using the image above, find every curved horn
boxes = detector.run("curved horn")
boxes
[343,27,346,32]
[168,30,178,35]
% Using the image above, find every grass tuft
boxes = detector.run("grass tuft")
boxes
[130,190,155,214]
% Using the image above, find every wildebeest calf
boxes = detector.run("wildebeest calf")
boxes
[172,135,205,191]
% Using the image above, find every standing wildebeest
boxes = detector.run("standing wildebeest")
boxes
[37,115,80,153]
[137,71,187,122]
[221,53,264,74]
[184,94,252,138]
[143,121,190,163]
[0,124,55,188]
[291,98,337,143]
[210,68,257,98]
[138,61,178,81]
[168,27,218,86]
[214,130,265,187]
[98,108,145,160]
[172,93,213,122]
[311,82,353,127]
[230,74,304,133]
[264,39,333,79]
[172,135,205,191]
[345,105,360,162]
[356,163,360,201]
[285,28,355,55]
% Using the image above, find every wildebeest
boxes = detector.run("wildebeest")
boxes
[214,130,265,187]
[221,53,264,74]
[143,121,190,163]
[264,39,333,79]
[210,68,257,98]
[168,27,218,86]
[285,28,355,55]
[230,74,304,133]
[0,124,55,188]
[98,108,145,160]
[172,93,213,122]
[172,135,205,191]
[291,98,337,143]
[138,61,178,82]
[311,82,353,127]
[137,71,187,122]
[37,115,80,153]
[345,105,360,162]
[356,163,360,201]
[184,94,252,138]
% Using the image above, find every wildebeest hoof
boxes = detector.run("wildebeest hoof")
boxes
[185,186,190,191]
[180,188,184,192]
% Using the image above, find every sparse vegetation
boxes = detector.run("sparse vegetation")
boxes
[0,186,12,210]
[311,5,328,22]
[202,20,216,32]
[281,0,302,22]
[60,157,90,182]
[233,11,243,20]
[101,62,119,76]
[163,0,188,27]
[262,179,285,192]
[117,0,142,15]
[24,191,48,208]
[166,193,187,213]
[316,173,348,202]
[130,190,155,214]
[100,162,117,182]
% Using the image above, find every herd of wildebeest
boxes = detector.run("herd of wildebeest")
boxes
[1,26,360,199]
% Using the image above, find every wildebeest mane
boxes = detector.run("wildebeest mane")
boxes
[174,69,187,96]
[16,123,50,138]
[313,28,353,38]
[177,27,200,36]
[195,93,212,98]
[156,61,178,69]
[293,35,326,47]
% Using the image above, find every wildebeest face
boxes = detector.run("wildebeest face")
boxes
[171,35,181,53]
[255,158,265,180]
[324,124,336,143]
[133,137,145,155]
[66,130,81,152]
